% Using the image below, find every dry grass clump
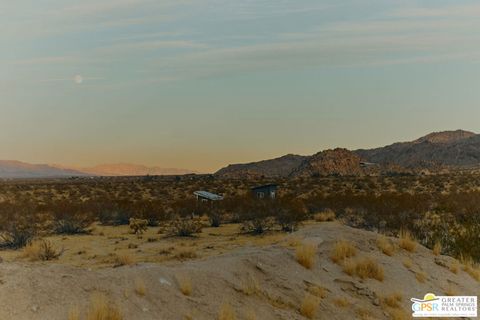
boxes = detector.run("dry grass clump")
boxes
[87,293,123,320]
[307,285,327,299]
[449,262,459,274]
[460,256,480,281]
[444,286,457,296]
[313,210,336,222]
[343,257,384,281]
[402,258,413,269]
[176,274,193,296]
[22,240,63,261]
[330,240,356,264]
[355,308,374,320]
[415,271,427,283]
[134,278,146,296]
[296,242,317,269]
[300,294,320,319]
[388,308,410,320]
[382,292,403,308]
[398,230,417,252]
[218,303,236,320]
[174,249,198,261]
[68,306,80,320]
[240,274,260,296]
[113,253,135,267]
[433,241,442,256]
[332,297,350,308]
[243,309,257,320]
[376,236,395,256]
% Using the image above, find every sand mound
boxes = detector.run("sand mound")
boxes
[0,223,477,319]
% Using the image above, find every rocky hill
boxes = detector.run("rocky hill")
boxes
[291,148,369,177]
[356,130,480,169]
[215,130,480,178]
[215,154,307,178]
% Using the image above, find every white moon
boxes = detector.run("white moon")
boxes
[74,75,83,84]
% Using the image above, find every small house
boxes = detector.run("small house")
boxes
[251,184,278,199]
[193,190,224,203]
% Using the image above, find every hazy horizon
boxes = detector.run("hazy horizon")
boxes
[3,1,480,172]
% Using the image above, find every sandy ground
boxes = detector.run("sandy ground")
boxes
[0,222,478,320]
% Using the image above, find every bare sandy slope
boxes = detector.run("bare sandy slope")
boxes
[0,223,478,320]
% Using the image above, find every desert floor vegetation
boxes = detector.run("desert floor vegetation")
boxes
[295,242,317,269]
[218,302,236,320]
[382,292,403,308]
[332,297,350,308]
[86,293,123,320]
[300,294,320,319]
[342,257,384,281]
[22,240,63,261]
[376,236,395,256]
[330,240,356,264]
[398,230,417,253]
[134,278,146,296]
[113,253,135,267]
[433,240,442,256]
[176,273,193,296]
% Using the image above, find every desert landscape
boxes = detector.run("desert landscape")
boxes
[3,1,480,319]
[1,131,480,319]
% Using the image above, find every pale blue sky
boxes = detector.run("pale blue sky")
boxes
[2,0,480,172]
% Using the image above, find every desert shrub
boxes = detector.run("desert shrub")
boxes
[86,293,123,320]
[300,294,320,319]
[135,200,169,226]
[218,303,236,320]
[275,197,307,232]
[382,292,403,308]
[398,230,417,252]
[0,203,38,249]
[175,273,193,296]
[296,242,317,269]
[128,218,148,234]
[330,240,356,263]
[207,209,223,227]
[113,253,135,267]
[169,217,203,237]
[313,209,336,222]
[343,257,384,281]
[240,217,275,235]
[134,278,146,296]
[93,200,133,226]
[49,202,92,234]
[377,236,395,256]
[23,240,63,261]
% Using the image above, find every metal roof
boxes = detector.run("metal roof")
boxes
[251,184,278,190]
[194,190,224,201]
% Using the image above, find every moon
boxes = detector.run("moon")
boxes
[74,75,83,84]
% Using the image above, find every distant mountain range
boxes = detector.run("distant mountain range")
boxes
[71,163,196,176]
[1,130,479,179]
[215,130,480,178]
[0,162,196,179]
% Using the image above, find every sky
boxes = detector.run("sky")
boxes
[2,0,480,173]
